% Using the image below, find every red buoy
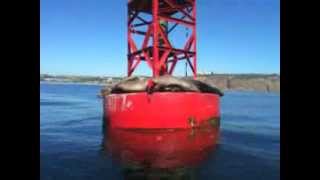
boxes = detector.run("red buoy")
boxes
[103,0,221,129]
[104,92,220,129]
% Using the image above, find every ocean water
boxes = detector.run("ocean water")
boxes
[40,83,280,180]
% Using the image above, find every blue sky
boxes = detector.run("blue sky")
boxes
[40,0,279,76]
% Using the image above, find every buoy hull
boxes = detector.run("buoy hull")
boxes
[103,92,220,129]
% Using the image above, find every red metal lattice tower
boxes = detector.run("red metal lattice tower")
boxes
[127,0,197,78]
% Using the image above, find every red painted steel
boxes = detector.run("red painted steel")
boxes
[104,126,219,169]
[102,0,221,130]
[127,0,197,78]
[104,92,220,129]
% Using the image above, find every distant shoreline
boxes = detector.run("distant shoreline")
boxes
[40,73,280,93]
[40,81,104,86]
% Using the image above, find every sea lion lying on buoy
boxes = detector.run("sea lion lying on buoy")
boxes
[100,86,112,97]
[151,75,200,92]
[111,76,148,93]
[102,75,223,96]
[187,79,224,96]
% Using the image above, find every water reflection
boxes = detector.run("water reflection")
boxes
[102,125,219,179]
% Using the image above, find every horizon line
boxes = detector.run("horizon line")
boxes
[40,72,280,77]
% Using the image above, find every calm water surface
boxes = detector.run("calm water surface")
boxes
[40,83,280,180]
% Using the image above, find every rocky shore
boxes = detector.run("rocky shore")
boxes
[40,74,280,93]
[196,74,280,93]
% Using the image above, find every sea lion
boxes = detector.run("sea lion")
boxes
[151,75,200,92]
[187,79,224,96]
[100,86,112,97]
[106,75,223,95]
[111,76,148,93]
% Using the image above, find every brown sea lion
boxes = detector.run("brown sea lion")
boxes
[151,75,200,92]
[106,75,223,96]
[187,79,224,96]
[100,86,112,97]
[111,76,148,93]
